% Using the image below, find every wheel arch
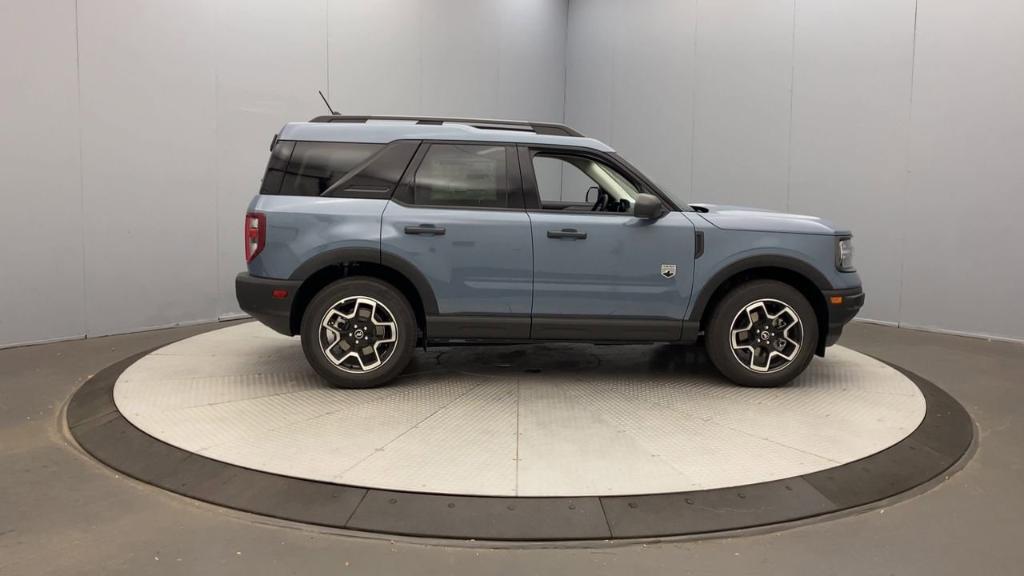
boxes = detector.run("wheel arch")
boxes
[691,256,831,355]
[287,247,437,337]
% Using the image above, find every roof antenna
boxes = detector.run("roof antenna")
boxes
[318,90,339,115]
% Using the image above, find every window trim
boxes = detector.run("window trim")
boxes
[391,140,525,212]
[517,144,681,214]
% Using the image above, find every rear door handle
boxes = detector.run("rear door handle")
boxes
[405,224,446,236]
[547,228,587,240]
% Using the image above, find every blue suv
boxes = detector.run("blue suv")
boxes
[236,115,863,388]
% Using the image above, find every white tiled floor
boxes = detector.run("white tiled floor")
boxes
[114,322,925,496]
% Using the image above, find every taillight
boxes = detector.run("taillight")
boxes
[244,212,266,262]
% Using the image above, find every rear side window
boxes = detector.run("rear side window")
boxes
[262,141,383,196]
[259,141,293,195]
[412,144,508,208]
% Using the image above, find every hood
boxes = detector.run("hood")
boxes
[689,203,848,235]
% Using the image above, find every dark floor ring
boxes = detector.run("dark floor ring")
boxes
[67,346,974,542]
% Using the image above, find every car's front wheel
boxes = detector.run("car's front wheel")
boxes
[705,280,818,387]
[300,277,416,388]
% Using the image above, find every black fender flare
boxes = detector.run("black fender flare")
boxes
[288,246,439,315]
[688,254,832,322]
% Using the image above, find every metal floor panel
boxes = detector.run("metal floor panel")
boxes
[113,322,926,497]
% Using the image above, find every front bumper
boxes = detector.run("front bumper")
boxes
[822,287,865,346]
[235,273,302,336]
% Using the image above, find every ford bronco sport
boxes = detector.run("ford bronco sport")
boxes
[236,115,863,388]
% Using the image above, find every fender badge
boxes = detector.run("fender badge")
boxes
[661,264,676,279]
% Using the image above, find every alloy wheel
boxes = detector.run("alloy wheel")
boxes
[318,296,399,373]
[729,298,803,373]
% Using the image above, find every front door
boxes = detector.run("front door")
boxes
[522,146,696,341]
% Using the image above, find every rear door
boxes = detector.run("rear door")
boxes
[521,146,696,341]
[381,142,533,339]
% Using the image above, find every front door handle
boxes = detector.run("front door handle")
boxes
[405,224,446,236]
[547,228,587,240]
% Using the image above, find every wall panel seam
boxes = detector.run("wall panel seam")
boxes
[74,0,88,336]
[895,0,920,328]
[561,0,570,123]
[213,1,222,318]
[688,0,700,201]
[784,0,797,212]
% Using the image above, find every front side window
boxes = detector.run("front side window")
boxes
[412,144,508,208]
[270,141,383,196]
[532,152,640,214]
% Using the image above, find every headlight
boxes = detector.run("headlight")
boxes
[836,237,855,272]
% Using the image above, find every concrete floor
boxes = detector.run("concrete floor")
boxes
[0,321,1021,575]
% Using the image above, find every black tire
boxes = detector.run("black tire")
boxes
[300,277,416,389]
[704,280,818,388]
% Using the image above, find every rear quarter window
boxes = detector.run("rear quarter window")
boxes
[259,140,293,195]
[261,141,383,196]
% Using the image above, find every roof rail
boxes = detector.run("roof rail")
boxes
[308,114,583,137]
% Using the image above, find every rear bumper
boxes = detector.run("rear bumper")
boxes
[822,287,865,346]
[235,273,301,336]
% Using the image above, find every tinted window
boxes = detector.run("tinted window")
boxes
[323,140,419,199]
[271,141,383,196]
[413,144,508,208]
[259,141,294,195]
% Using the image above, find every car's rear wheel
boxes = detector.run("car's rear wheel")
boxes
[300,277,416,388]
[705,280,818,387]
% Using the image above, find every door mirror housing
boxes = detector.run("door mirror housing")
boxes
[634,193,667,219]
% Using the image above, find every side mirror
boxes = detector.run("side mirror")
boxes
[634,193,667,219]
[585,186,599,204]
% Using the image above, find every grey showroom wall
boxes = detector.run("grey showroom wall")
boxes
[0,0,567,348]
[566,0,1024,342]
[2,0,1022,348]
